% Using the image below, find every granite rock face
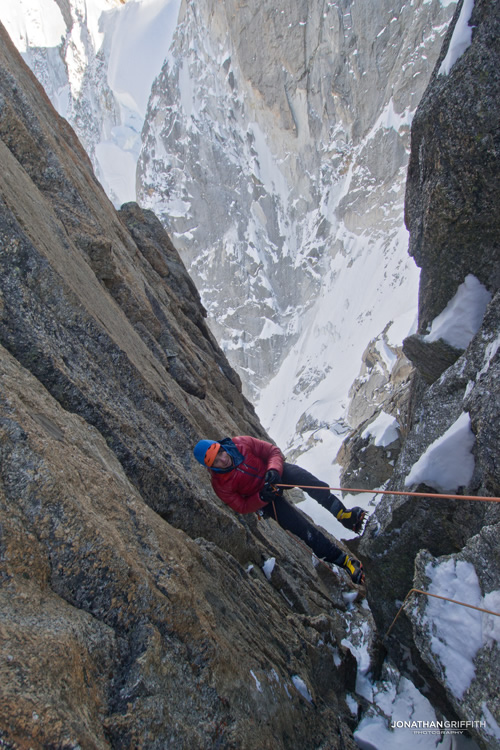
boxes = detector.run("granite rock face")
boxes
[357,0,500,746]
[0,24,364,749]
[402,333,463,384]
[0,341,363,748]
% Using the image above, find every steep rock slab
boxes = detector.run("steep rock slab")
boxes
[0,23,364,748]
[0,343,358,748]
[0,20,261,554]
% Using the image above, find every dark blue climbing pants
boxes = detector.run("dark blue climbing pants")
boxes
[262,462,345,566]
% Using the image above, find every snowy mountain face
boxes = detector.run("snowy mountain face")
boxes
[1,0,181,206]
[136,0,457,473]
[1,0,455,479]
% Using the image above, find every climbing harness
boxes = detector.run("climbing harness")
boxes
[276,484,500,503]
[385,587,500,639]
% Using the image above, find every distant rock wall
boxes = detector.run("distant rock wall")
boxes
[1,0,458,481]
[138,0,455,404]
[357,0,500,746]
[0,23,363,749]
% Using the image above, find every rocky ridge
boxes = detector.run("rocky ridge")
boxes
[0,23,368,748]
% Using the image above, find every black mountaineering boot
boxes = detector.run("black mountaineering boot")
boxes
[341,554,365,585]
[320,495,367,534]
[328,495,345,516]
[336,506,367,534]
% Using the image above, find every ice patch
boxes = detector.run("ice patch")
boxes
[439,0,475,75]
[250,669,263,693]
[476,333,500,380]
[346,693,359,716]
[260,319,285,340]
[291,675,313,703]
[342,620,374,701]
[366,98,415,142]
[262,557,276,580]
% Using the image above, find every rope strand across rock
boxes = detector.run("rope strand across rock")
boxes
[385,588,500,639]
[276,484,500,503]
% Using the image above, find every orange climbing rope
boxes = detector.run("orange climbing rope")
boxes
[276,484,500,503]
[385,587,500,639]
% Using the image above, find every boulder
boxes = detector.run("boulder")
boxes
[402,334,462,384]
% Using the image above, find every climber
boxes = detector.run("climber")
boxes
[193,435,366,584]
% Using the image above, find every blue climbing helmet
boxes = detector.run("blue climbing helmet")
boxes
[193,437,245,472]
[193,439,220,467]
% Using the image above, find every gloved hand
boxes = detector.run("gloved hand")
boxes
[260,486,280,503]
[264,469,281,487]
[260,469,282,503]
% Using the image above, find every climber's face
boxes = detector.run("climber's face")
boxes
[211,448,233,470]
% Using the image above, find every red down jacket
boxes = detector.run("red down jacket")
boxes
[211,436,284,514]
